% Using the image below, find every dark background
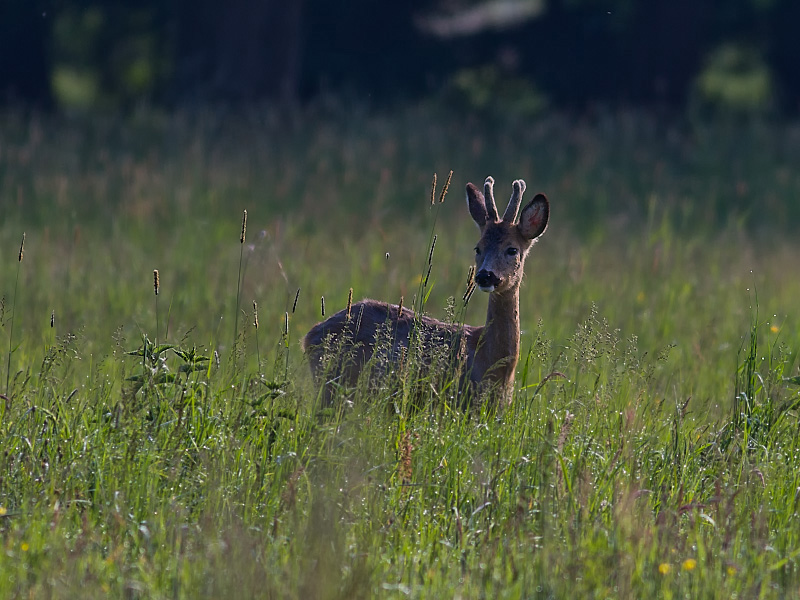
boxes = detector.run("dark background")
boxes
[2,0,798,115]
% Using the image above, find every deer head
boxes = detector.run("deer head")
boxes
[467,176,549,294]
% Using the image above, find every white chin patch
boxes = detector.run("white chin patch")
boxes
[478,285,495,293]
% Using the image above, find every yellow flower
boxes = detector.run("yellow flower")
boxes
[636,291,645,303]
[0,506,6,516]
[682,558,697,571]
[658,563,671,575]
[770,325,780,333]
[727,565,737,576]
[21,542,29,552]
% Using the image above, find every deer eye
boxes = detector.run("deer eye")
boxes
[506,247,519,256]
[474,246,481,255]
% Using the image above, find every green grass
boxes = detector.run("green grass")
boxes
[1,107,800,598]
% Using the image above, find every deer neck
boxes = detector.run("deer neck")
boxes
[474,286,521,384]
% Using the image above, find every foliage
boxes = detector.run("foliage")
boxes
[443,65,548,117]
[4,0,800,114]
[693,44,775,115]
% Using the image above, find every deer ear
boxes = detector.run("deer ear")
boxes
[518,193,549,240]
[466,183,489,228]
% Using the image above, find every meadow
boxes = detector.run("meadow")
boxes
[1,106,800,598]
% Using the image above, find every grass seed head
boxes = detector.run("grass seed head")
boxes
[50,310,55,328]
[240,209,247,244]
[438,170,452,203]
[18,233,25,262]
[346,288,353,321]
[253,301,259,329]
[430,173,437,205]
[321,296,325,317]
[153,270,159,295]
[428,234,437,266]
[463,281,476,303]
[292,288,300,313]
[463,265,476,301]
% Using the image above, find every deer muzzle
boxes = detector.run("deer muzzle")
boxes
[475,269,501,292]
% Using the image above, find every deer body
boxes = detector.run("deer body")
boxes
[303,176,549,407]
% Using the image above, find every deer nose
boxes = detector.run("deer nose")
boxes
[475,269,501,291]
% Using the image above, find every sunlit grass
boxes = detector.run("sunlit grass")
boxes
[0,107,800,598]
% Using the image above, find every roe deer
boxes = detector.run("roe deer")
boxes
[302,176,550,407]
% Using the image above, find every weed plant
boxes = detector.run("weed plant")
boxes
[0,108,800,597]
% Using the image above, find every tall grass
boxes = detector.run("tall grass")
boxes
[4,233,24,397]
[0,108,799,597]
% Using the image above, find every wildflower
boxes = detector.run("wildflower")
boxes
[21,542,29,552]
[770,325,779,333]
[0,506,6,516]
[658,563,671,575]
[727,565,737,576]
[682,558,697,571]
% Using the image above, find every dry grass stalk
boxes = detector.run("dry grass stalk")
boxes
[557,411,574,453]
[281,466,305,512]
[556,411,575,490]
[398,429,416,486]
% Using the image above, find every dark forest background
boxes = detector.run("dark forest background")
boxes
[2,0,798,115]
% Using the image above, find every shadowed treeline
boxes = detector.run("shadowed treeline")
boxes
[2,0,799,114]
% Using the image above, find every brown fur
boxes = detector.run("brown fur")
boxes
[303,176,549,408]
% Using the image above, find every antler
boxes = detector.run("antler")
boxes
[502,179,526,223]
[484,176,499,222]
